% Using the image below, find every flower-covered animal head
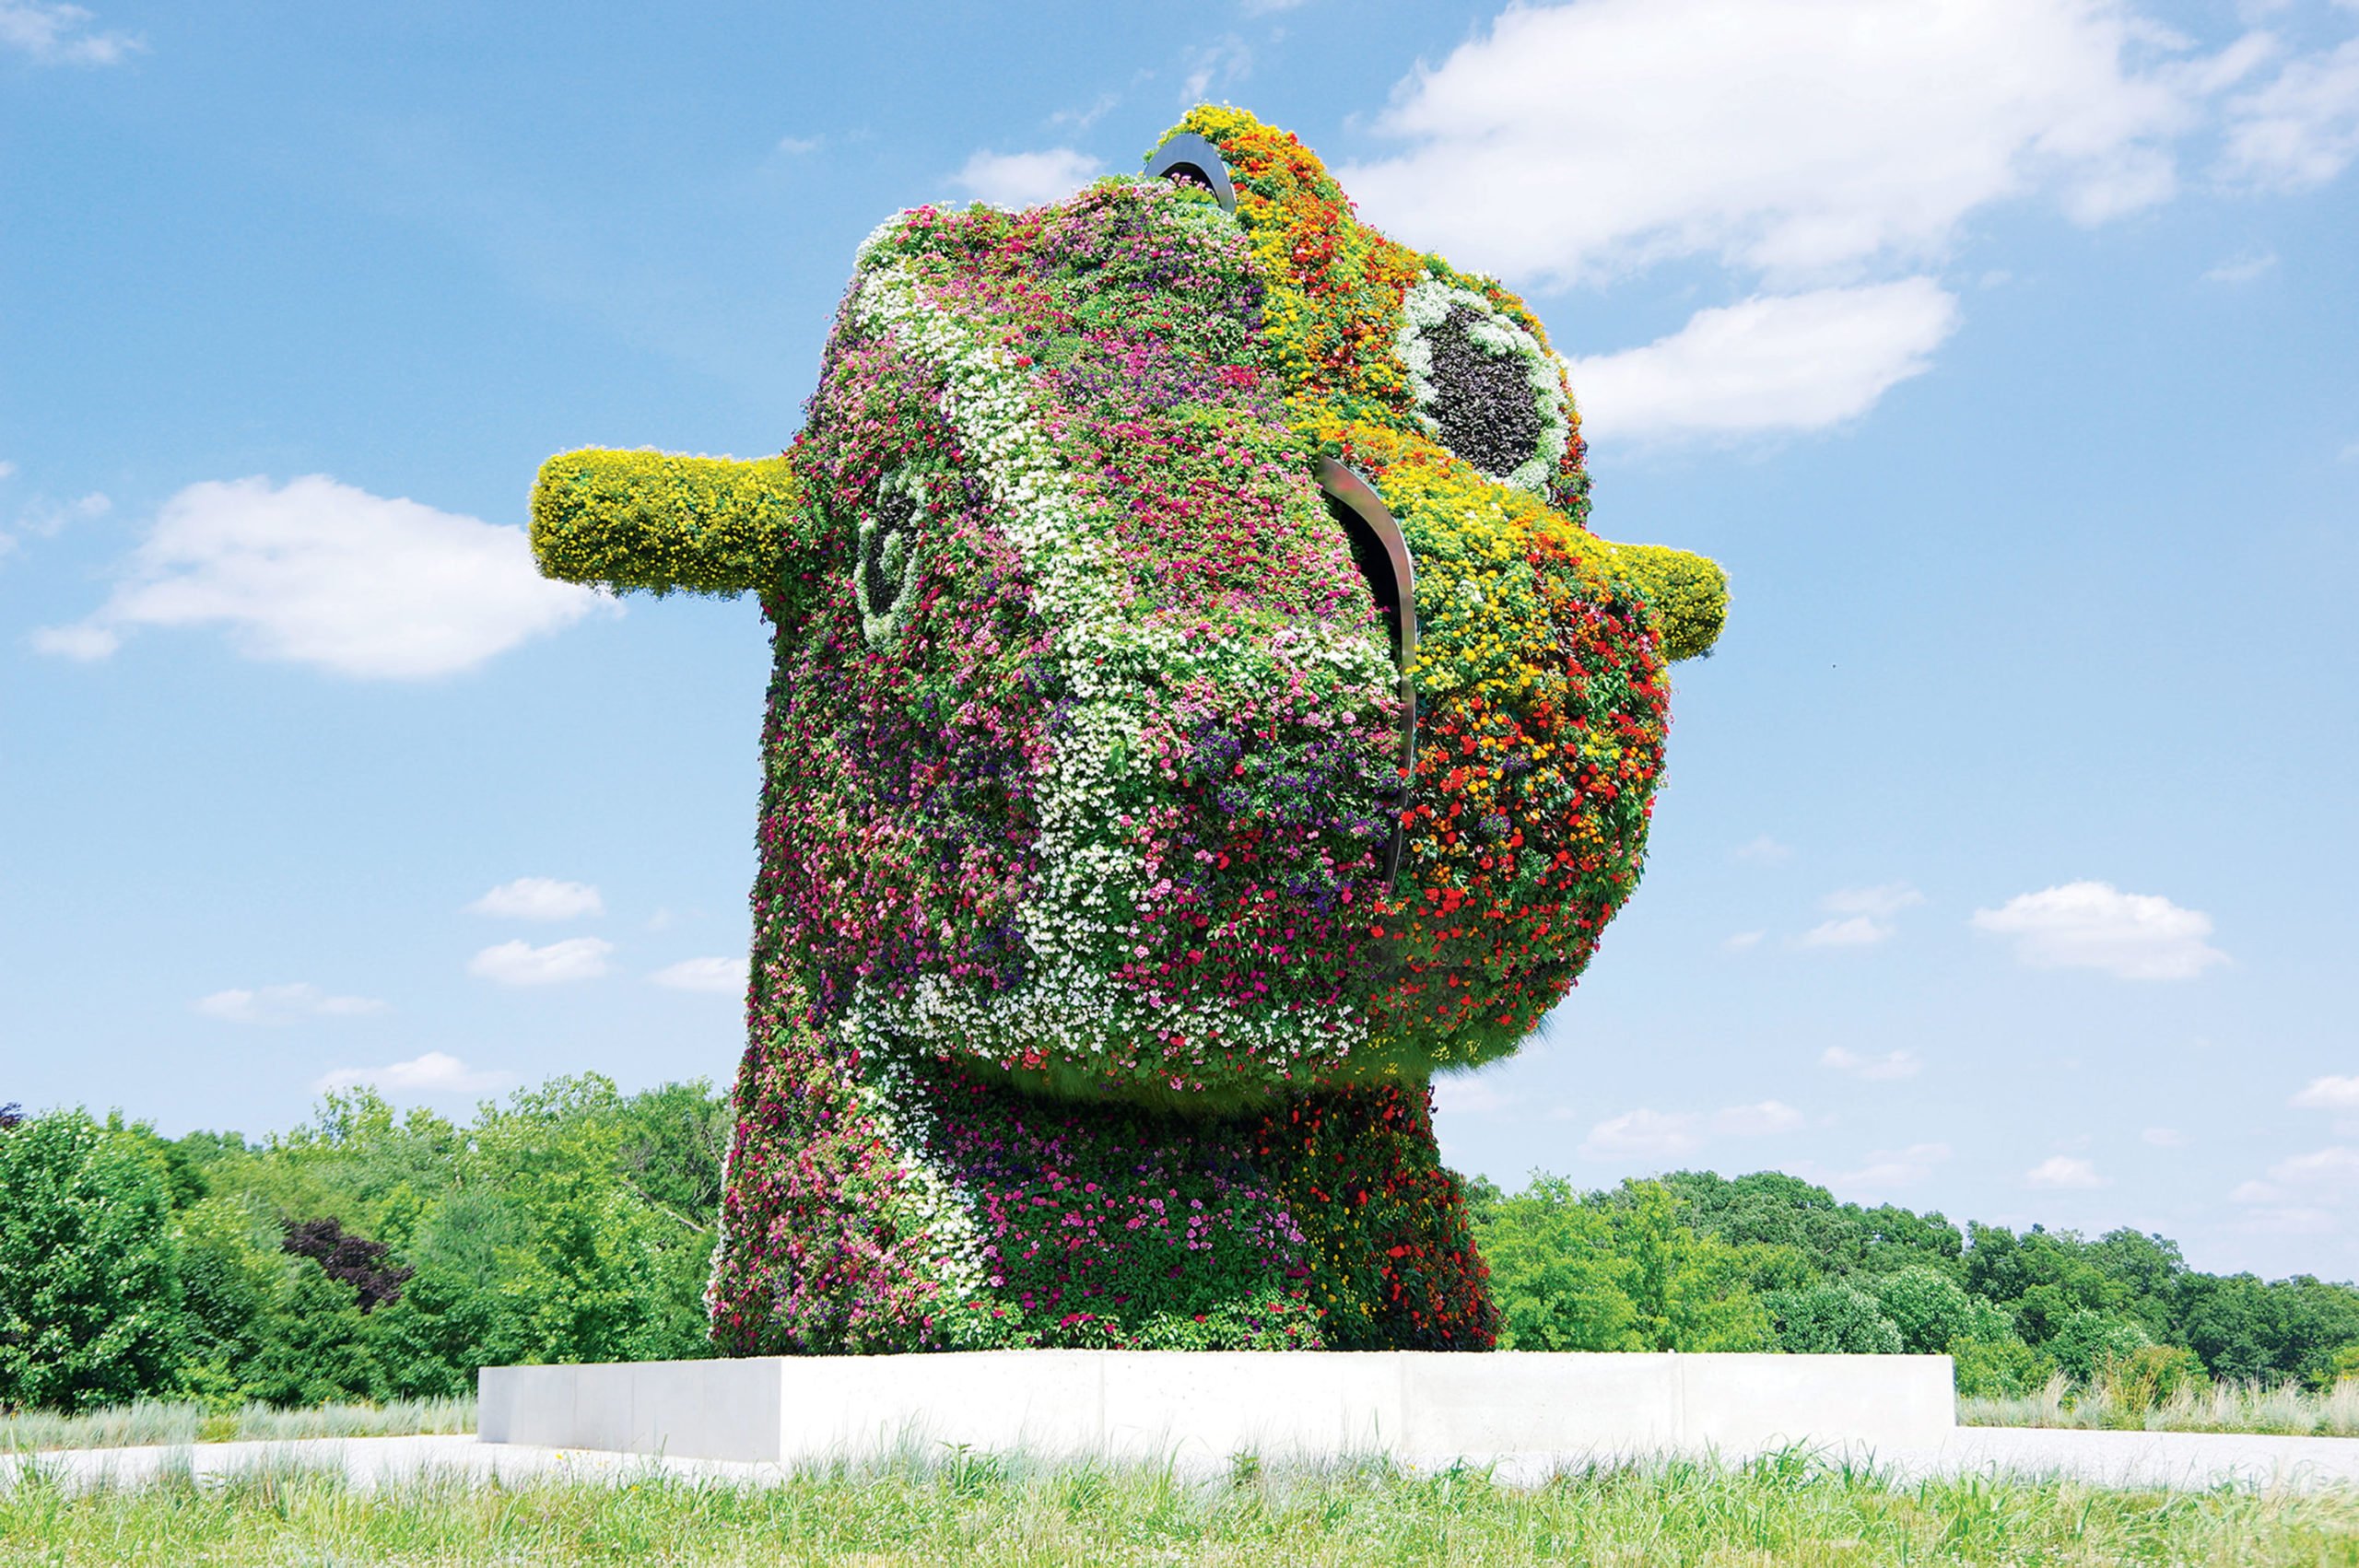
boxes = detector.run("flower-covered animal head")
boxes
[531,108,1725,1111]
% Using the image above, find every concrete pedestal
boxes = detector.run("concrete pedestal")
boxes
[478,1352,1955,1466]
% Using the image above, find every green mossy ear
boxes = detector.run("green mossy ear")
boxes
[1597,541,1728,662]
[530,448,808,598]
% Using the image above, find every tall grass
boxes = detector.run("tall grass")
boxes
[4,1446,2354,1566]
[1964,1371,2359,1436]
[0,1397,474,1453]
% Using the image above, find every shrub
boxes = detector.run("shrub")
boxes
[1952,1336,2055,1398]
[0,1111,182,1412]
[2046,1310,2154,1384]
[1864,1264,2010,1354]
[1766,1282,1903,1355]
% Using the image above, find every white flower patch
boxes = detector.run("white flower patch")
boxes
[1396,275,1571,495]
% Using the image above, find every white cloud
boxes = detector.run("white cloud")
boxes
[1580,1100,1803,1158]
[951,148,1106,208]
[2025,1153,2108,1188]
[2142,1126,2189,1147]
[650,954,749,995]
[31,475,609,679]
[776,135,821,156]
[1339,0,2216,287]
[318,1051,515,1095]
[1712,1100,1805,1136]
[0,0,140,64]
[468,936,613,987]
[1828,1141,1953,1194]
[1723,930,1766,951]
[1048,93,1119,132]
[1732,835,1794,864]
[468,876,604,922]
[1581,1107,1703,1159]
[0,460,15,480]
[1822,1047,1923,1081]
[2221,36,2359,189]
[0,490,109,568]
[2268,1145,2359,1187]
[1799,916,1893,948]
[1567,281,1960,443]
[1432,1075,1509,1116]
[194,983,387,1025]
[2202,246,2280,282]
[1824,883,1928,919]
[2293,1075,2359,1111]
[1970,881,2227,979]
[1180,33,1252,103]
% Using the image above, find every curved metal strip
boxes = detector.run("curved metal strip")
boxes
[1144,132,1238,213]
[1319,456,1418,883]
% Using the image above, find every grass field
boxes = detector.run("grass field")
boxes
[4,1448,2357,1567]
[1964,1375,2359,1438]
[0,1396,475,1453]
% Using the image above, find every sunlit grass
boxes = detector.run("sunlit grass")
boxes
[3,1446,2356,1566]
[1966,1373,2359,1437]
[0,1396,474,1452]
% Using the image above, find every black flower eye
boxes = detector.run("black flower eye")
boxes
[1397,277,1570,494]
[854,468,928,648]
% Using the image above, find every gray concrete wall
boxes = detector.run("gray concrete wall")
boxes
[478,1351,1956,1466]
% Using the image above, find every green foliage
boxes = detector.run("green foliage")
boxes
[0,1110,183,1412]
[530,448,806,599]
[2045,1309,2154,1383]
[1862,1266,2009,1354]
[1951,1336,2055,1398]
[1766,1281,1904,1355]
[1474,1177,1771,1352]
[2096,1342,2210,1416]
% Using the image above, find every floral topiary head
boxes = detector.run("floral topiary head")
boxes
[532,108,1726,1111]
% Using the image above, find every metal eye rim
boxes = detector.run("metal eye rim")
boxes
[1320,457,1418,887]
[1144,133,1238,214]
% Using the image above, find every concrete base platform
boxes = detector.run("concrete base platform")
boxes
[477,1351,1956,1466]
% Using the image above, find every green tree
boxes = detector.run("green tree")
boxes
[0,1110,182,1411]
[1864,1265,2010,1354]
[2047,1309,2154,1382]
[1476,1176,1641,1351]
[1609,1181,1774,1352]
[1766,1281,1903,1354]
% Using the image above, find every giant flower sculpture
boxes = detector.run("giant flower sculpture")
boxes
[531,109,1727,1353]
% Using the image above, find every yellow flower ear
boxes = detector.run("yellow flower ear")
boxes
[530,448,808,598]
[1593,540,1728,661]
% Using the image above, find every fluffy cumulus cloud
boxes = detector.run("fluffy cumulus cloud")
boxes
[1580,1100,1802,1159]
[2025,1153,2107,1189]
[650,954,749,995]
[318,1051,514,1095]
[2294,1075,2359,1119]
[194,983,386,1024]
[1566,280,1961,443]
[1821,1047,1924,1081]
[31,475,610,678]
[1334,0,2357,443]
[0,0,139,64]
[1339,0,2214,286]
[951,148,1106,208]
[1970,881,2227,979]
[467,877,604,921]
[468,936,613,986]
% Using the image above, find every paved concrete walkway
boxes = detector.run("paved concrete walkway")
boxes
[6,1428,2359,1495]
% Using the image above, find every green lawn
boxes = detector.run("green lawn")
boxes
[5,1449,2356,1566]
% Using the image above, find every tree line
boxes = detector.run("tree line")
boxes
[2,1082,2353,1412]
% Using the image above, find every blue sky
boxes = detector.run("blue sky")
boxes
[3,0,2354,1278]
